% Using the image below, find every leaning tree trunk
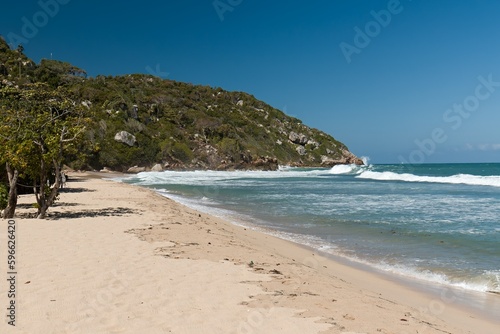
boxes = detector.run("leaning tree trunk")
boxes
[36,159,62,219]
[35,157,48,219]
[3,163,19,219]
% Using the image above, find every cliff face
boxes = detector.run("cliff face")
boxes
[0,37,363,171]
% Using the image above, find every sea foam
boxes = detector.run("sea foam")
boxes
[357,171,500,188]
[329,164,368,175]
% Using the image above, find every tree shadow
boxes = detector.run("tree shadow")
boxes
[51,207,140,219]
[59,187,95,193]
[16,203,36,209]
[65,178,85,183]
[53,202,80,207]
[15,207,140,220]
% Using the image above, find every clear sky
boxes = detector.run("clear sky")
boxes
[2,0,500,163]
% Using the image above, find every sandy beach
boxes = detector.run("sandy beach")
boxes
[0,172,498,334]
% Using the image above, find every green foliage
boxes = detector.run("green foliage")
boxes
[65,73,358,169]
[0,83,91,217]
[0,183,8,210]
[218,138,241,161]
[0,40,360,173]
[170,142,193,163]
[34,59,87,87]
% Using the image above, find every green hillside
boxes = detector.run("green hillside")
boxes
[0,37,363,172]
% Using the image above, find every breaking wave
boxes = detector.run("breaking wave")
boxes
[328,164,370,175]
[357,171,500,188]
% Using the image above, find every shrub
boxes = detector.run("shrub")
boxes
[171,142,193,163]
[0,183,8,210]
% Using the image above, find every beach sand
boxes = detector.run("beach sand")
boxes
[0,172,497,334]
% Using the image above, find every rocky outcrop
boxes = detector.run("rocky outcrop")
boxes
[127,166,146,173]
[114,131,136,146]
[289,132,308,145]
[151,163,163,172]
[100,167,114,173]
[307,139,319,148]
[321,150,364,166]
[251,156,278,170]
[296,146,306,156]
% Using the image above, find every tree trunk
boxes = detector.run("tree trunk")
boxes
[35,156,47,219]
[36,159,62,219]
[3,163,19,219]
[37,206,47,219]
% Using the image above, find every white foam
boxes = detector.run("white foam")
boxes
[372,263,500,293]
[123,168,331,187]
[329,164,358,175]
[357,171,500,188]
[278,165,294,171]
[328,164,369,175]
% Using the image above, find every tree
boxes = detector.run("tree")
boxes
[34,59,87,87]
[0,83,90,218]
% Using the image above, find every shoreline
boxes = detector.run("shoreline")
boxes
[164,192,500,326]
[1,172,498,333]
[124,174,500,324]
[111,172,500,329]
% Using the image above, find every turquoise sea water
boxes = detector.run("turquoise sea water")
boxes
[122,163,500,296]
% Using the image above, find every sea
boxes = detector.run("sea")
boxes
[121,162,500,316]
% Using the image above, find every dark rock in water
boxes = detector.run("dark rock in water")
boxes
[251,156,278,170]
[321,150,364,166]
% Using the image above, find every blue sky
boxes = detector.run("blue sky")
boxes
[2,0,500,163]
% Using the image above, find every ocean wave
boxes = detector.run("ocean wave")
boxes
[361,156,370,165]
[124,168,332,186]
[372,263,500,293]
[356,171,500,188]
[271,229,500,293]
[328,164,370,175]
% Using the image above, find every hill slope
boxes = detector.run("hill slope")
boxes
[0,37,363,171]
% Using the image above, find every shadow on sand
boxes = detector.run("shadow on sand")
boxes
[52,207,139,219]
[16,207,139,220]
[59,187,96,193]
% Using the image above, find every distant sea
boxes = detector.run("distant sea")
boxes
[122,162,500,300]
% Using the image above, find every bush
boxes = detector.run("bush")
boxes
[171,142,193,163]
[0,183,8,210]
[218,138,240,161]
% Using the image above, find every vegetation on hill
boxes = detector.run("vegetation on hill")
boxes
[1,36,362,172]
[65,75,363,171]
[1,37,362,172]
[0,36,363,217]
